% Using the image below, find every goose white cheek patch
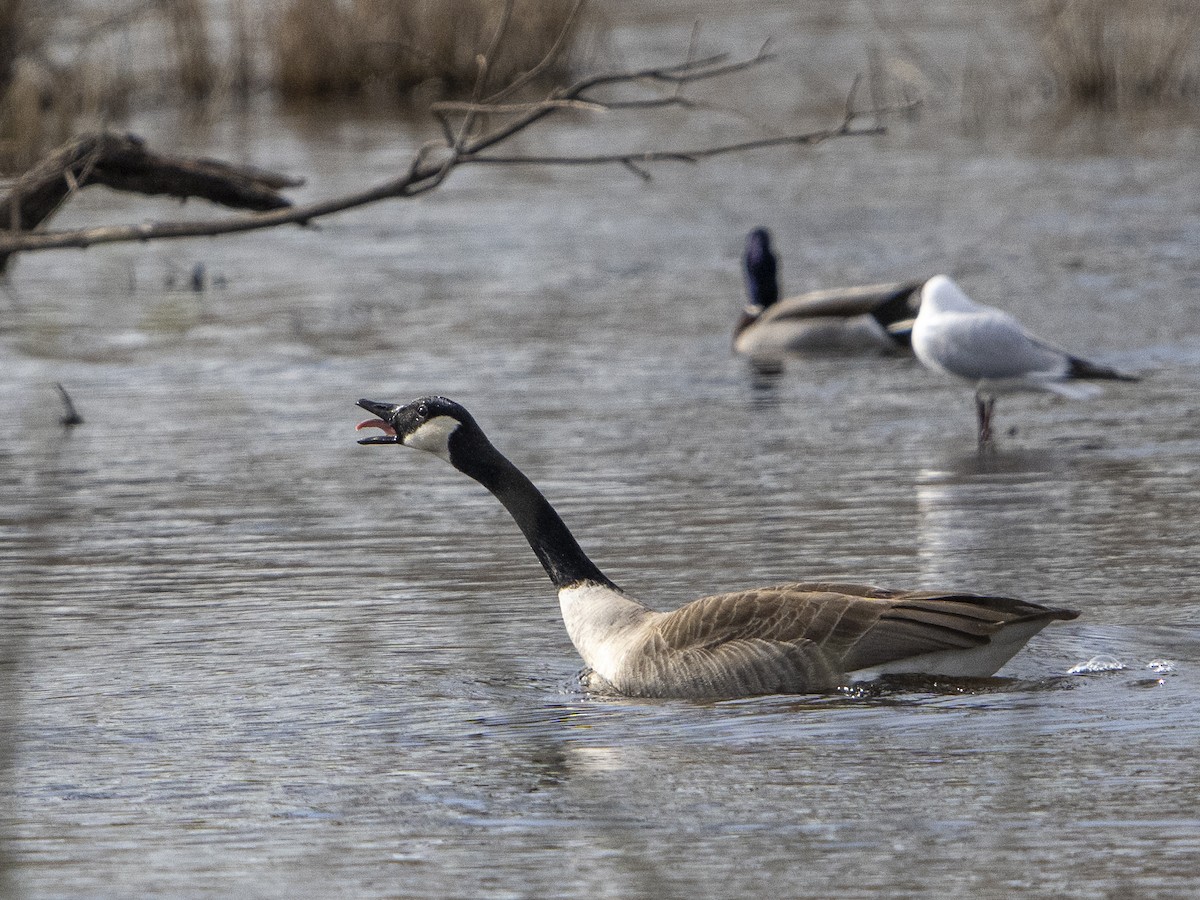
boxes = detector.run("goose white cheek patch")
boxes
[404,416,460,462]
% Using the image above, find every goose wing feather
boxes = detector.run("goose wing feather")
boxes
[784,581,907,599]
[623,634,843,698]
[615,584,1076,698]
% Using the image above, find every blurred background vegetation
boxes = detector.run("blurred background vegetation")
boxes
[0,0,585,174]
[1035,0,1200,107]
[0,0,1197,176]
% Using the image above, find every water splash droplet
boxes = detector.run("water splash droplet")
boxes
[1067,654,1126,675]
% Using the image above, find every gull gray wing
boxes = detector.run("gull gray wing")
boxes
[920,308,1068,380]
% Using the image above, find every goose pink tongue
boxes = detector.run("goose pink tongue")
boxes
[355,419,397,436]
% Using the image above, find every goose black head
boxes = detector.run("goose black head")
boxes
[743,227,780,311]
[356,396,479,463]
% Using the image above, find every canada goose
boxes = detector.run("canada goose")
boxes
[912,275,1138,445]
[735,227,924,358]
[356,396,1078,700]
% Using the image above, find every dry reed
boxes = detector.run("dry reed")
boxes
[0,0,586,175]
[1035,0,1200,106]
[162,0,216,100]
[269,0,583,102]
[0,0,151,173]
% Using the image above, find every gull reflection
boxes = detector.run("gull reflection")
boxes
[915,451,1072,587]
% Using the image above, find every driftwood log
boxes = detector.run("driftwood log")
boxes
[0,132,302,271]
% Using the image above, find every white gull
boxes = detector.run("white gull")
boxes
[911,275,1137,444]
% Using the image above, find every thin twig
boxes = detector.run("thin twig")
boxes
[483,0,587,105]
[454,0,516,151]
[459,48,776,160]
[678,21,703,101]
[432,98,607,115]
[572,51,764,94]
[465,121,886,170]
[622,159,653,181]
[843,73,863,128]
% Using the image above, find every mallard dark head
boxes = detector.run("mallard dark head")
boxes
[743,227,780,311]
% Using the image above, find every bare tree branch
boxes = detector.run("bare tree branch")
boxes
[0,39,914,265]
[430,98,607,115]
[463,116,882,168]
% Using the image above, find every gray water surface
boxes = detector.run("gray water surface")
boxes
[4,3,1200,897]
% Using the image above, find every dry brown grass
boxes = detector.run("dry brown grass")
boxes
[269,0,583,103]
[0,0,585,175]
[0,1,163,174]
[162,0,216,100]
[1035,0,1200,106]
[0,0,78,173]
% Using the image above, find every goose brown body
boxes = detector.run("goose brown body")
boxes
[564,581,1075,699]
[357,397,1079,700]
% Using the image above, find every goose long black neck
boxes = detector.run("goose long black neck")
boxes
[449,428,617,591]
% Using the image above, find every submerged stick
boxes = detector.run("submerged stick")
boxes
[55,383,83,427]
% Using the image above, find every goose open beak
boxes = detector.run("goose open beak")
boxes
[356,399,400,444]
